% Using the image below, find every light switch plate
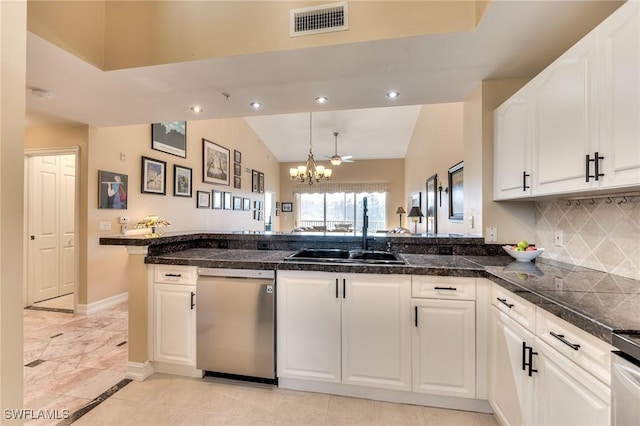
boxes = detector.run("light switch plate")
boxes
[99,221,111,231]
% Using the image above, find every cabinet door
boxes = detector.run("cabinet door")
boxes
[342,273,412,391]
[536,339,611,426]
[597,1,640,189]
[489,307,536,426]
[412,298,476,398]
[531,32,597,196]
[153,283,196,365]
[276,271,341,382]
[494,93,532,200]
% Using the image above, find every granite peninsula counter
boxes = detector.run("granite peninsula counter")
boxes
[100,232,640,365]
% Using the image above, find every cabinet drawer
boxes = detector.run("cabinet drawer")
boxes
[154,265,197,285]
[412,276,476,300]
[535,308,613,386]
[491,285,536,332]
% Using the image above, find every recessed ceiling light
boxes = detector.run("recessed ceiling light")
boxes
[250,101,263,109]
[31,88,54,99]
[190,105,204,113]
[386,91,400,99]
[315,96,329,104]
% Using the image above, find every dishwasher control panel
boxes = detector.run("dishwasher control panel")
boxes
[198,268,275,279]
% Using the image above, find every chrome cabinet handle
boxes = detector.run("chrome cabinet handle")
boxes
[550,331,580,350]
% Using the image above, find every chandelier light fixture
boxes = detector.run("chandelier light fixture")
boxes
[289,112,332,184]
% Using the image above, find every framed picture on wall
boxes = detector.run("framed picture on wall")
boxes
[203,139,230,186]
[234,162,241,177]
[141,156,166,195]
[98,170,128,209]
[258,172,265,193]
[252,170,259,192]
[426,174,437,234]
[281,202,293,212]
[196,190,210,208]
[234,150,242,164]
[243,198,251,211]
[234,176,241,189]
[223,191,232,210]
[212,190,222,209]
[233,196,242,210]
[151,121,187,158]
[448,161,464,221]
[173,165,192,197]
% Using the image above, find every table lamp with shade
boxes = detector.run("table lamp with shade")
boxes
[407,206,424,234]
[395,207,406,227]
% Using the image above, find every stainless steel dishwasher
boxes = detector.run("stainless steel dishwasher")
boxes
[196,268,276,384]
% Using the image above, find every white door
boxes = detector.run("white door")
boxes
[531,32,597,196]
[276,271,341,382]
[412,298,476,398]
[489,307,537,426]
[59,154,76,295]
[28,154,76,303]
[341,273,412,391]
[154,283,197,365]
[597,0,640,189]
[494,92,532,200]
[535,339,610,426]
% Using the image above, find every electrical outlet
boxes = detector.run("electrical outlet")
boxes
[119,216,129,224]
[99,221,111,231]
[468,215,474,229]
[555,277,564,291]
[486,227,498,243]
[554,230,564,247]
[121,225,128,234]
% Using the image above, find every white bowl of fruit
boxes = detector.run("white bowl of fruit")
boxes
[503,240,544,262]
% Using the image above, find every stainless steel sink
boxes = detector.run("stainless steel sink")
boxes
[285,248,405,265]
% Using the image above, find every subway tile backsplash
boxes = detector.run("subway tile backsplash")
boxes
[535,197,640,280]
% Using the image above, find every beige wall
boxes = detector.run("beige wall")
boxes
[404,103,465,234]
[87,117,279,303]
[464,79,536,244]
[27,0,106,69]
[279,159,404,232]
[1,0,26,416]
[29,1,479,70]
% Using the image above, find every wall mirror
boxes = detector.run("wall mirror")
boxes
[448,161,464,221]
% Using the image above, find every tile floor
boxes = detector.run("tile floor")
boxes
[31,293,75,311]
[24,303,498,426]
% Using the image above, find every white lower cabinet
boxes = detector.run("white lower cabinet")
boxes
[489,306,536,426]
[276,271,341,382]
[536,339,611,426]
[277,270,411,391]
[154,283,196,365]
[412,277,476,398]
[488,284,612,426]
[152,265,197,366]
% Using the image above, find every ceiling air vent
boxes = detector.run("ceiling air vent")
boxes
[290,2,348,37]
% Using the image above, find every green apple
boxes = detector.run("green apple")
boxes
[517,240,529,250]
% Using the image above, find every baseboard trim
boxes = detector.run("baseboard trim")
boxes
[278,378,493,413]
[125,361,154,381]
[151,361,203,378]
[76,292,128,315]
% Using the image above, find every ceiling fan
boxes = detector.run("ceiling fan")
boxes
[327,132,354,166]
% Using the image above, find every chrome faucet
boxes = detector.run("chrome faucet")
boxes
[362,196,368,250]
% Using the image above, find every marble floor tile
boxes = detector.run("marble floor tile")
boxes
[324,395,377,426]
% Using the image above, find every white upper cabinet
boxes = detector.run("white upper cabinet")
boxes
[597,0,640,189]
[494,89,533,200]
[494,1,639,200]
[531,32,598,196]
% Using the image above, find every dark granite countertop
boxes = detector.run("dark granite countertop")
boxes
[145,246,640,356]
